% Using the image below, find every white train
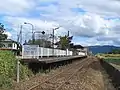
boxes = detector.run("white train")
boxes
[22,45,73,59]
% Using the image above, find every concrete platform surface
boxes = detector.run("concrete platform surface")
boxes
[21,55,86,64]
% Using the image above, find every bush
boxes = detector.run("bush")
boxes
[0,50,33,89]
[0,75,12,89]
[0,51,16,78]
[20,64,33,80]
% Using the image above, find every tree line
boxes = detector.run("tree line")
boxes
[111,49,120,54]
[24,35,73,50]
[0,23,74,50]
[0,23,7,47]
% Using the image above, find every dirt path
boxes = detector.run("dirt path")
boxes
[13,57,115,90]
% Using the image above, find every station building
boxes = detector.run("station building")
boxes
[0,39,21,55]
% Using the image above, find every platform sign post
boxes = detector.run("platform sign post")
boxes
[17,58,20,83]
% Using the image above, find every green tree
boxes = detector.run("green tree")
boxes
[112,49,120,54]
[0,23,7,47]
[26,39,52,48]
[57,35,73,50]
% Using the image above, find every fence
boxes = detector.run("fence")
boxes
[22,45,73,59]
[22,45,39,59]
[100,59,120,89]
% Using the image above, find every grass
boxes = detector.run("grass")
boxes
[96,54,120,65]
[104,58,120,65]
[96,54,120,59]
[0,50,33,89]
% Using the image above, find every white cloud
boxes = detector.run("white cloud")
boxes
[4,32,12,39]
[3,13,120,46]
[0,0,35,15]
[79,37,114,46]
[1,0,120,46]
[76,0,120,17]
[3,13,109,39]
[37,0,120,17]
[3,16,60,41]
[58,13,109,38]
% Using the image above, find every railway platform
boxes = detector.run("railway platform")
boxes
[21,55,87,64]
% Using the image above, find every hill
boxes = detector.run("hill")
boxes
[88,45,120,54]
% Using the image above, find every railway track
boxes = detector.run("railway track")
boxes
[28,57,92,90]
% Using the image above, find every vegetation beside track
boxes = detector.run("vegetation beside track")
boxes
[0,50,33,90]
[96,54,120,89]
[96,54,120,65]
[96,54,120,59]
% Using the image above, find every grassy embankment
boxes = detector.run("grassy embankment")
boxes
[0,50,33,90]
[96,54,120,65]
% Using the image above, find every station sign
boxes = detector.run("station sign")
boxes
[22,45,39,58]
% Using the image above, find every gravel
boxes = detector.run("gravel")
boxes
[13,58,85,90]
[13,57,115,90]
[59,57,115,90]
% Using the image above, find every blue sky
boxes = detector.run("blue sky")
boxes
[1,0,120,46]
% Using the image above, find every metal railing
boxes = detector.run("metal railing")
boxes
[22,45,73,59]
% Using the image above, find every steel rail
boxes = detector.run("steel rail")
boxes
[56,60,91,90]
[28,58,90,90]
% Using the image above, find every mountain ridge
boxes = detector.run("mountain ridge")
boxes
[88,45,120,54]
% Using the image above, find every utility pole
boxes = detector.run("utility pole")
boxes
[68,31,69,37]
[66,31,70,56]
[52,27,60,56]
[67,31,70,49]
[20,25,22,44]
[52,29,55,56]
[33,31,45,47]
[16,25,22,83]
[24,22,34,44]
[16,35,19,83]
[52,29,54,52]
